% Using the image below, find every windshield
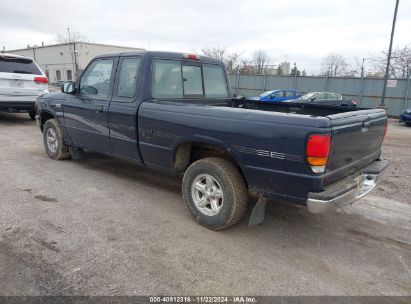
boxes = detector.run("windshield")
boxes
[0,57,41,74]
[259,91,274,97]
[299,92,317,100]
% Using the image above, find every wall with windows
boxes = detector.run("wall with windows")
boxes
[7,43,144,83]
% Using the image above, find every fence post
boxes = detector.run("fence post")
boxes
[263,68,267,92]
[236,67,240,95]
[359,73,365,106]
[294,71,297,91]
[404,73,411,110]
[324,73,329,91]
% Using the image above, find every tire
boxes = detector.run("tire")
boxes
[29,111,36,120]
[182,157,247,230]
[43,119,70,160]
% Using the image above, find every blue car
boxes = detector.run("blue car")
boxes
[251,89,301,102]
[400,109,411,125]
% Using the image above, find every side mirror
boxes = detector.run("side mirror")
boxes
[61,81,76,94]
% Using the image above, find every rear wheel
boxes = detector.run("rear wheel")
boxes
[182,157,247,230]
[43,119,70,160]
[29,111,36,120]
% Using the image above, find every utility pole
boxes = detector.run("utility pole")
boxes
[381,0,400,106]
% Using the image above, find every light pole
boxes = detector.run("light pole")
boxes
[381,0,400,106]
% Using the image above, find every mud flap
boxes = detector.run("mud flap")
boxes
[248,197,267,226]
[69,146,84,160]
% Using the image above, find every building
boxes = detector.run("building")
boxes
[5,42,144,83]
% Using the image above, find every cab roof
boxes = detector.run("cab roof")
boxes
[94,50,224,65]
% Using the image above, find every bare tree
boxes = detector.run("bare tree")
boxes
[371,44,411,78]
[321,53,348,76]
[391,44,411,78]
[55,30,88,43]
[200,46,243,73]
[252,50,270,74]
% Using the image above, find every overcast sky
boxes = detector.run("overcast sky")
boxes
[1,0,410,73]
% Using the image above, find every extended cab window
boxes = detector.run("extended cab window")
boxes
[152,60,183,98]
[80,59,113,97]
[152,59,228,99]
[117,57,141,98]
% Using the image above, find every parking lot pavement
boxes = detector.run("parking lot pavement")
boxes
[0,113,410,296]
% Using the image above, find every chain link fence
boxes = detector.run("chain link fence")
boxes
[229,73,411,117]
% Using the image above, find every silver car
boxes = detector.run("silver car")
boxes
[0,53,49,120]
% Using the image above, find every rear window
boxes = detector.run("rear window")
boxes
[0,57,41,75]
[203,65,228,98]
[152,59,228,99]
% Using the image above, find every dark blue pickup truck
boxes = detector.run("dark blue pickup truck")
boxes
[35,51,388,230]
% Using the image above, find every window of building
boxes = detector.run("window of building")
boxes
[116,57,141,98]
[56,70,61,81]
[66,70,72,80]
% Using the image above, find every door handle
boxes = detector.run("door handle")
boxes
[96,105,104,113]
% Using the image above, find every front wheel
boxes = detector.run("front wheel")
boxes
[182,157,248,230]
[43,119,70,160]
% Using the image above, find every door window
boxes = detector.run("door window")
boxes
[315,93,327,100]
[116,57,141,98]
[271,91,284,98]
[285,91,296,97]
[80,59,114,97]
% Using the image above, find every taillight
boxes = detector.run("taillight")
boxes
[34,76,48,84]
[306,133,331,174]
[183,53,200,60]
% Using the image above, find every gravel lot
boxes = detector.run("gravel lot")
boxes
[0,113,410,296]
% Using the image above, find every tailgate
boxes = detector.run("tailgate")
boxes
[324,109,387,185]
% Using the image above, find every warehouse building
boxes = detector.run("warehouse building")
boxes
[5,42,144,83]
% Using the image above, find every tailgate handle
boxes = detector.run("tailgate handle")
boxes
[363,121,371,128]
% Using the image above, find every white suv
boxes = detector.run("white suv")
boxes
[0,53,49,120]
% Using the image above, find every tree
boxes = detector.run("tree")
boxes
[290,65,301,76]
[55,30,88,43]
[371,44,411,78]
[200,47,243,74]
[252,50,270,74]
[321,53,348,76]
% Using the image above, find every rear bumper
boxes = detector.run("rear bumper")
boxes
[0,96,38,112]
[306,159,389,213]
[0,101,36,112]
